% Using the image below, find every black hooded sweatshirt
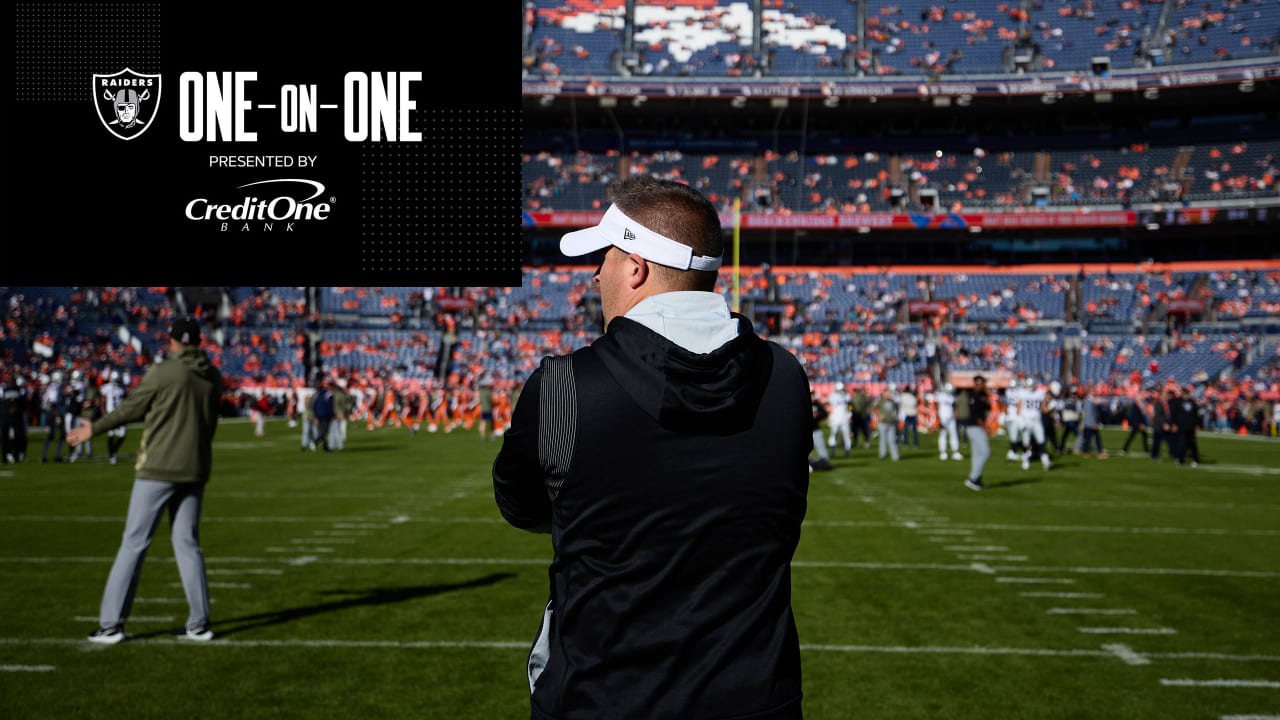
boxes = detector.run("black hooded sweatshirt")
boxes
[494,314,811,720]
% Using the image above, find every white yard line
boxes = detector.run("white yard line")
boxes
[1102,643,1150,666]
[0,664,55,672]
[0,555,1272,579]
[6,514,1276,536]
[1020,592,1105,598]
[1047,608,1138,615]
[2,637,1278,667]
[1162,678,1280,688]
[1078,627,1178,635]
[74,615,172,623]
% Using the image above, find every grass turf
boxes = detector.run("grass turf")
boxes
[1,419,1277,719]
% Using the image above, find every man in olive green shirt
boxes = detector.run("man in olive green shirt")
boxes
[68,317,223,645]
[329,378,352,451]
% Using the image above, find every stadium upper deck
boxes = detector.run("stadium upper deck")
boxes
[524,0,1280,81]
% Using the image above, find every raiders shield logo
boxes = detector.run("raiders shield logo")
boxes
[93,68,161,140]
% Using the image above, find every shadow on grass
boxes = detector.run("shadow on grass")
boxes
[983,477,1043,490]
[134,572,516,640]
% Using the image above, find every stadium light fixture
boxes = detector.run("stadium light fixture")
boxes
[932,96,952,108]
[632,95,647,107]
[539,94,555,107]
[731,96,748,108]
[599,96,618,108]
[1146,222,1160,230]
[1239,80,1255,93]
[823,96,839,108]
[1093,92,1113,104]
[955,94,972,107]
[1143,88,1159,100]
[769,97,789,109]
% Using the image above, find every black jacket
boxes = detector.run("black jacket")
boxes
[494,315,810,720]
[957,387,991,427]
[1170,396,1199,433]
[1126,399,1148,428]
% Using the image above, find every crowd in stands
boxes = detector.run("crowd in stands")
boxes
[1,270,1277,465]
[523,140,1279,215]
[523,0,1280,80]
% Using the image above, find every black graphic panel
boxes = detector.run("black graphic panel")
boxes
[7,2,520,286]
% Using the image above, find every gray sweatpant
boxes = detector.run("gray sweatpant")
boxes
[98,479,210,632]
[878,424,899,460]
[965,426,991,482]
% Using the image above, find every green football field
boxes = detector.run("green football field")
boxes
[1,418,1277,719]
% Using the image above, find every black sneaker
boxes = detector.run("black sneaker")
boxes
[88,625,125,645]
[964,478,984,492]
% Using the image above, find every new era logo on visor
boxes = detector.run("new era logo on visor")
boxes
[623,228,637,242]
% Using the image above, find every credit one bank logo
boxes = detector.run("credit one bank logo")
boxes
[185,179,334,232]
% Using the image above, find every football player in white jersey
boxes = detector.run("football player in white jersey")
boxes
[1003,378,1025,462]
[101,371,128,465]
[933,382,962,461]
[826,382,853,457]
[1018,381,1053,470]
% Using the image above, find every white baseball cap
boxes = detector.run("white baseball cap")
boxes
[560,204,722,271]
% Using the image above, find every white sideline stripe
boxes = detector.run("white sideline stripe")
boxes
[0,665,55,672]
[795,561,990,571]
[1221,716,1280,720]
[7,514,1276,537]
[0,515,502,525]
[1048,608,1138,615]
[207,569,283,576]
[174,582,251,589]
[946,545,1009,552]
[1162,679,1280,688]
[266,547,335,553]
[804,519,1280,537]
[1020,592,1104,598]
[0,556,1271,579]
[1199,461,1280,474]
[1103,643,1150,666]
[74,615,172,622]
[1079,627,1178,635]
[971,563,996,575]
[956,554,1028,562]
[314,530,372,536]
[292,538,356,544]
[1,637,1279,664]
[1009,566,1280,579]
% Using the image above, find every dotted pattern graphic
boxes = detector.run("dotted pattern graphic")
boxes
[361,108,522,276]
[14,3,162,101]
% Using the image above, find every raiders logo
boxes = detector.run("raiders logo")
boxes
[93,68,162,140]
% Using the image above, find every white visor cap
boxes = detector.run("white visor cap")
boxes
[560,204,722,271]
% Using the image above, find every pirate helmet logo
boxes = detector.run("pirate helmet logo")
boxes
[93,68,161,140]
